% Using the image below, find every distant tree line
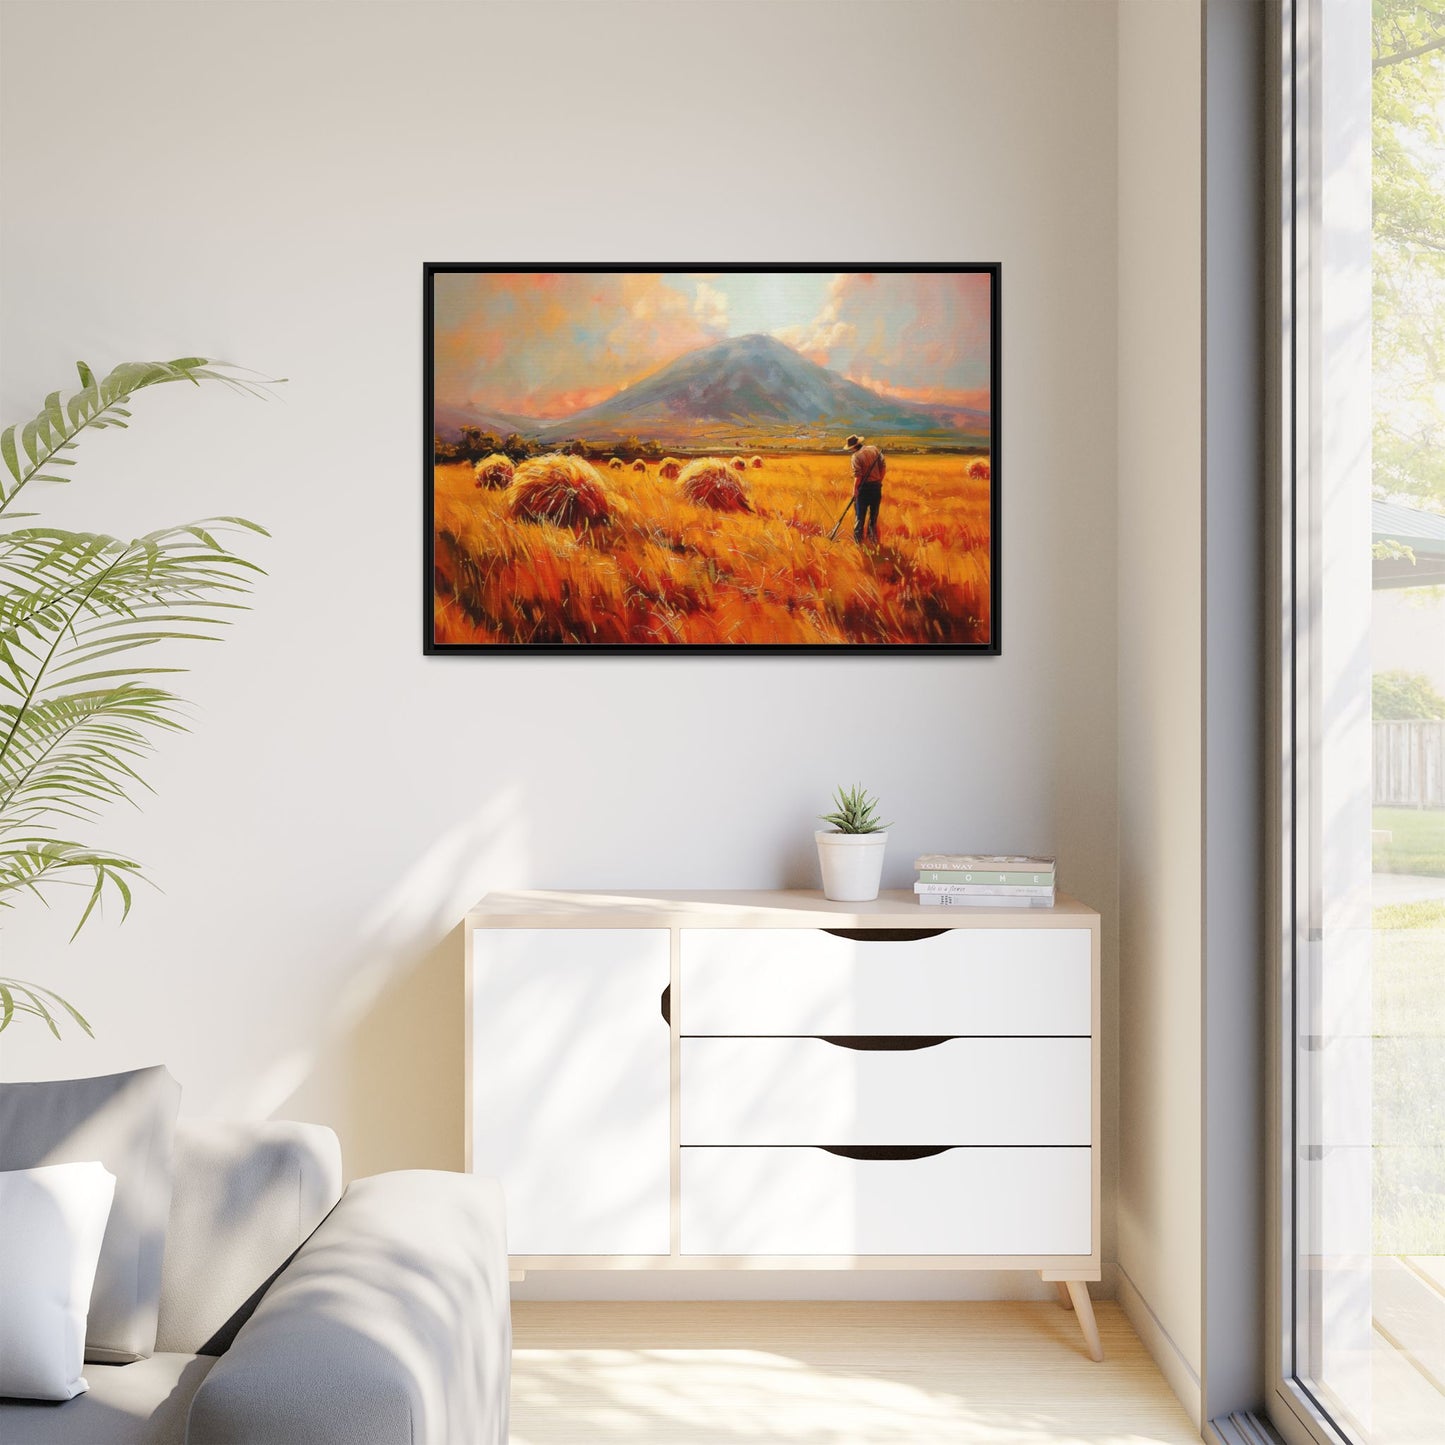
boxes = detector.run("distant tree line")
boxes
[434,428,548,465]
[434,431,995,467]
[434,428,668,465]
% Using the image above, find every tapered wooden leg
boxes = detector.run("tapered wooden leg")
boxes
[1055,1281,1074,1309]
[1066,1280,1104,1361]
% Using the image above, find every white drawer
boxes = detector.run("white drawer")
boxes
[679,927,1091,1036]
[680,1036,1090,1146]
[681,1146,1091,1256]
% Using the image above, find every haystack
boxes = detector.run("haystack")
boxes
[968,459,991,481]
[608,457,624,470]
[749,455,763,469]
[678,457,752,513]
[729,456,747,471]
[631,458,647,472]
[658,457,682,480]
[508,454,614,528]
[472,453,515,490]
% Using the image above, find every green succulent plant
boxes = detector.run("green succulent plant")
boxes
[819,784,891,835]
[0,358,271,1038]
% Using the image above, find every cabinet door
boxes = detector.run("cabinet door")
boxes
[470,927,671,1255]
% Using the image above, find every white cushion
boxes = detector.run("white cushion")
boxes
[0,1161,116,1400]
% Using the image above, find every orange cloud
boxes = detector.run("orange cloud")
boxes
[433,273,728,418]
[776,272,992,403]
[847,377,992,411]
[771,275,854,363]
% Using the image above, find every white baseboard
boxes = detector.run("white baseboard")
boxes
[1115,1262,1203,1428]
[512,1269,1111,1303]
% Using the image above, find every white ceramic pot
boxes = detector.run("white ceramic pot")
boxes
[814,830,889,902]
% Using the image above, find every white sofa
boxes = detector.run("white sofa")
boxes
[1,1119,511,1445]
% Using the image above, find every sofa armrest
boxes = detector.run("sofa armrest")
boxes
[186,1171,510,1445]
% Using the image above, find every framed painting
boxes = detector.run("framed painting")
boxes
[424,264,1000,653]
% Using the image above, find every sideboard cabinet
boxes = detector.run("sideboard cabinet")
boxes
[466,889,1104,1359]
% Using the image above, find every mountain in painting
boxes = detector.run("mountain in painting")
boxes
[440,334,989,450]
[432,400,541,441]
[535,334,986,446]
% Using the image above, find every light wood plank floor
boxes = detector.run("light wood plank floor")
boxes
[1369,1255,1445,1444]
[511,1301,1202,1444]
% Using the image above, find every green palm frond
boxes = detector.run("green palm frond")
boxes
[0,685,184,829]
[0,358,272,1037]
[0,837,142,935]
[0,522,265,701]
[0,358,273,520]
[0,977,93,1039]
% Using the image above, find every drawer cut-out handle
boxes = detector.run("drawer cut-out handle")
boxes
[660,984,671,1026]
[820,1035,951,1051]
[819,1145,953,1161]
[823,928,949,943]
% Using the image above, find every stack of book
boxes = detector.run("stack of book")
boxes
[913,854,1057,907]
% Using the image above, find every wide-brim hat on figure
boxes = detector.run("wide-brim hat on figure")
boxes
[844,435,864,451]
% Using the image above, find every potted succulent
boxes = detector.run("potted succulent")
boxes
[815,784,891,901]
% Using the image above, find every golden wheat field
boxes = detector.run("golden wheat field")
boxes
[431,452,992,646]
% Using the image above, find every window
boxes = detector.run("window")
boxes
[1274,3,1445,1442]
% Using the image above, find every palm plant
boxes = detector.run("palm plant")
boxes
[0,358,268,1037]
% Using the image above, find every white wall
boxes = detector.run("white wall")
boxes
[1116,0,1205,1424]
[0,0,1120,1292]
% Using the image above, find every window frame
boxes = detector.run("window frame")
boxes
[1266,2,1376,1441]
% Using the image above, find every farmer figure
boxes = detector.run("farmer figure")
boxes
[845,434,886,544]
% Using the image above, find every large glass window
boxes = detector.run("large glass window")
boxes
[1280,3,1445,1442]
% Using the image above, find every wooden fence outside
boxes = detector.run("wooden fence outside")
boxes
[1374,720,1445,808]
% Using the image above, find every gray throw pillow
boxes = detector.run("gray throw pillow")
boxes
[0,1065,181,1362]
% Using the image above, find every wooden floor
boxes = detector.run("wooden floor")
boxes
[511,1300,1202,1444]
[1370,1256,1445,1444]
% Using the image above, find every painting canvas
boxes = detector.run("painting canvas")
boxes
[425,265,999,653]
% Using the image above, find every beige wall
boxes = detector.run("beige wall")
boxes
[1116,0,1205,1424]
[0,0,1123,1295]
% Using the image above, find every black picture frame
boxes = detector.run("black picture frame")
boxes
[425,263,1000,655]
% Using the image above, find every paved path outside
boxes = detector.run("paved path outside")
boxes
[1374,873,1445,906]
